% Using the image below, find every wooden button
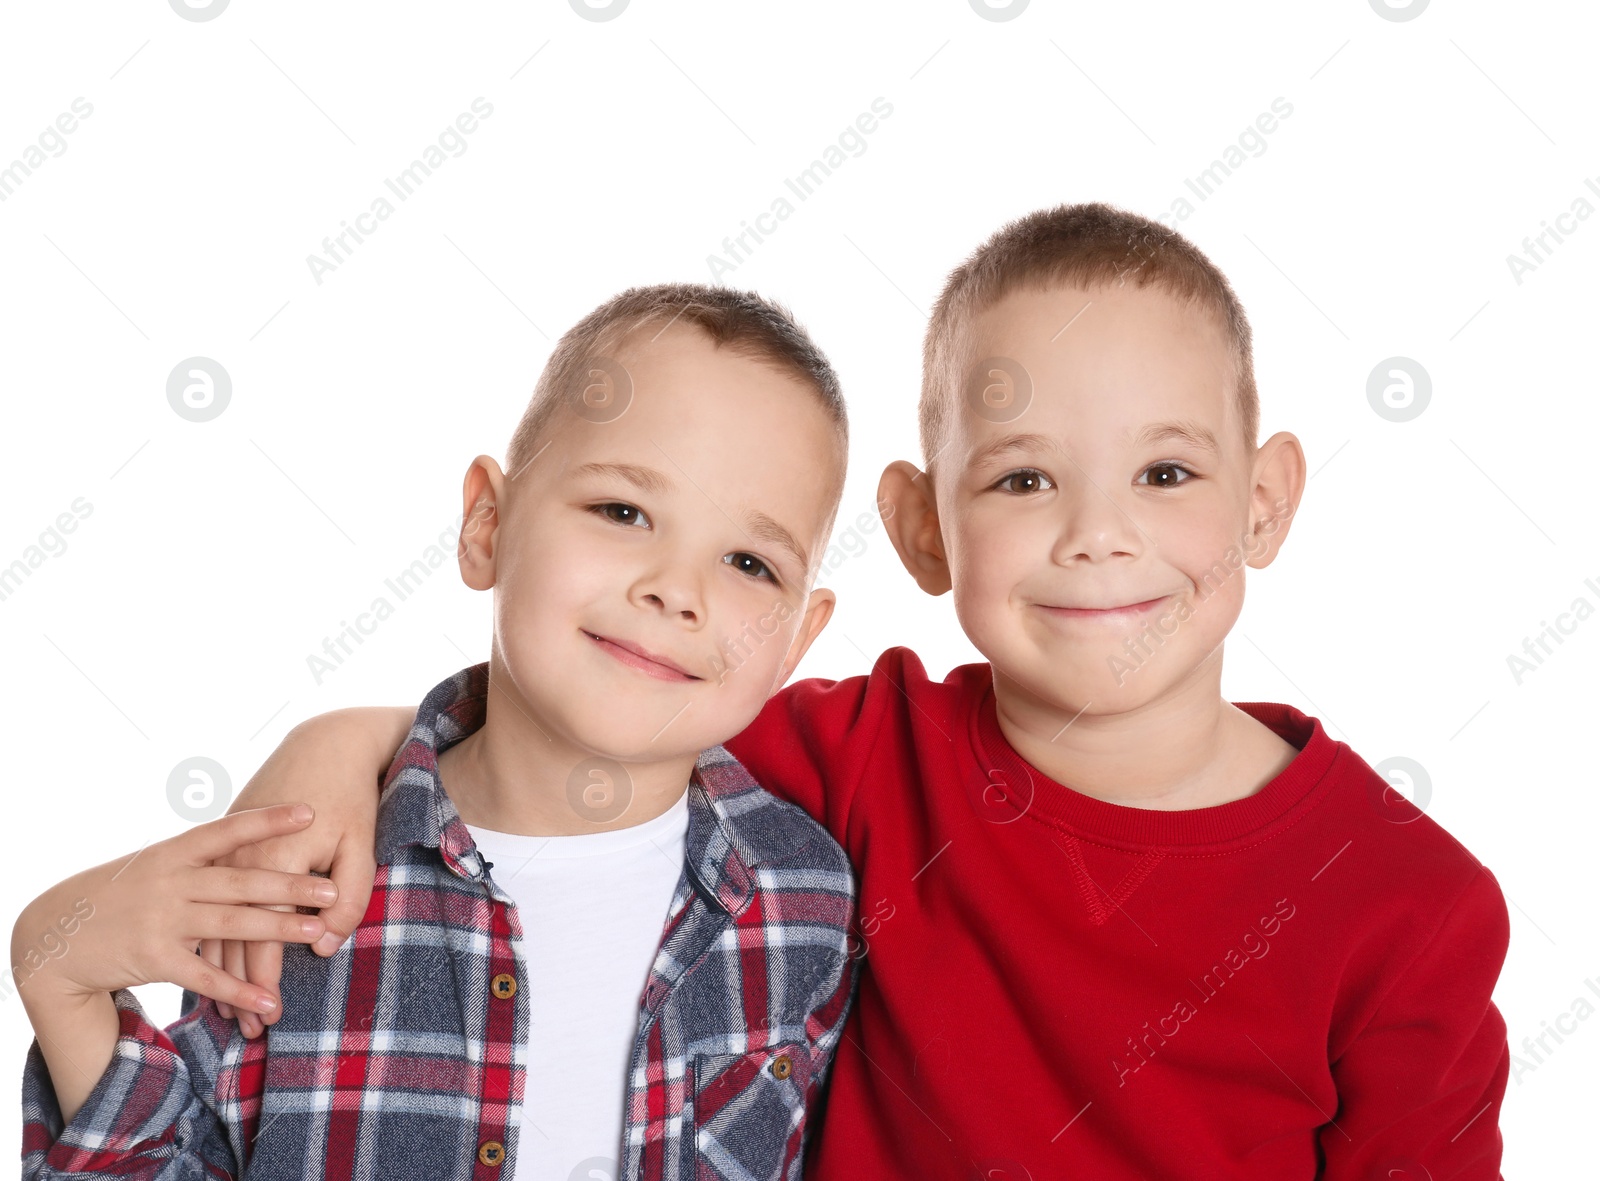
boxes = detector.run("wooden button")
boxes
[478,1140,505,1167]
[771,1053,793,1080]
[490,973,517,999]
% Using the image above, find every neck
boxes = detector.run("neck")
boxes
[993,649,1284,811]
[438,661,697,837]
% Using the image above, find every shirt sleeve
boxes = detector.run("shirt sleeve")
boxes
[21,987,242,1180]
[1320,865,1511,1180]
[788,858,860,1181]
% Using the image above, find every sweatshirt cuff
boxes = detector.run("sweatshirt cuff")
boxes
[22,988,191,1175]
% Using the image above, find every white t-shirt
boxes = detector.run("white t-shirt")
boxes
[465,789,690,1181]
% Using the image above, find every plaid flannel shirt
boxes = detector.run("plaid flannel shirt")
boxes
[21,663,857,1180]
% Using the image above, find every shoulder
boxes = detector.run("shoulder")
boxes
[1305,732,1507,947]
[769,646,989,727]
[696,745,853,883]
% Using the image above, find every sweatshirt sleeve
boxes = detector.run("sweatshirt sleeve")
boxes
[21,987,242,1180]
[1320,866,1510,1180]
[729,649,908,844]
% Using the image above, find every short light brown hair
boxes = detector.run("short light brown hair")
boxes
[505,282,848,479]
[920,202,1259,466]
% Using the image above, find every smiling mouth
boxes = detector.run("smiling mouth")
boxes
[1035,595,1174,622]
[584,631,701,682]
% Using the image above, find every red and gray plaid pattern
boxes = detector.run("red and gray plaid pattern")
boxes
[21,663,857,1180]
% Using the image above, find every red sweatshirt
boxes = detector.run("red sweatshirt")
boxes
[725,648,1508,1180]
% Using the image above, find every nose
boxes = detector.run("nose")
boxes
[1049,479,1147,565]
[630,554,706,627]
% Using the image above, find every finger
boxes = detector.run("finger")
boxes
[178,804,315,866]
[314,836,377,955]
[219,939,247,1021]
[211,838,308,877]
[244,931,287,1028]
[197,939,232,1019]
[188,903,324,945]
[170,950,280,1017]
[192,866,337,909]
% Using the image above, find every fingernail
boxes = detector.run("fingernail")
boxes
[300,918,322,937]
[290,804,313,823]
[257,995,277,1012]
[311,882,338,904]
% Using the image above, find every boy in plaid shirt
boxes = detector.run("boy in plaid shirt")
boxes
[14,283,858,1180]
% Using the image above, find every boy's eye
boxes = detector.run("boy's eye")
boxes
[592,502,650,528]
[724,552,776,582]
[1139,463,1194,489]
[994,469,1054,495]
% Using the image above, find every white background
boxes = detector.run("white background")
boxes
[1,1,1595,1175]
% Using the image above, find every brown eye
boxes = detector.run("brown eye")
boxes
[996,469,1053,494]
[724,552,775,582]
[596,502,648,527]
[1142,464,1192,489]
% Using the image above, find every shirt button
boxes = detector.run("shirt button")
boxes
[490,973,517,1000]
[478,1140,505,1167]
[771,1054,793,1080]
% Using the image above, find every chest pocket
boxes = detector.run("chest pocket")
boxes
[690,1042,814,1178]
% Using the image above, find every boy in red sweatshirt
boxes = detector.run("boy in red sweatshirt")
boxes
[205,203,1509,1179]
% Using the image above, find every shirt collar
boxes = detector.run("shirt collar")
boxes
[375,662,783,916]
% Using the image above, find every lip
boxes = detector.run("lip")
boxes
[1035,595,1175,623]
[584,631,701,682]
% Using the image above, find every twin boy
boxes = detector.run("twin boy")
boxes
[15,203,1509,1180]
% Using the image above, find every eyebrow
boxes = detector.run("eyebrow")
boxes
[1134,420,1220,454]
[571,461,674,495]
[966,432,1059,470]
[741,511,810,576]
[574,461,810,574]
[966,422,1221,471]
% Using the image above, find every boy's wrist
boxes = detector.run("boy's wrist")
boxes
[23,985,121,1128]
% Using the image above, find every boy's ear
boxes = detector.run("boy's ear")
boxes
[878,460,952,596]
[1244,431,1306,569]
[456,455,505,591]
[771,587,835,691]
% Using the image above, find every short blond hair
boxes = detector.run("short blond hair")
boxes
[505,282,847,478]
[920,202,1259,466]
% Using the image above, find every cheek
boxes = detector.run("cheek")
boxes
[1165,524,1250,622]
[709,587,800,681]
[496,526,618,631]
[947,506,1035,604]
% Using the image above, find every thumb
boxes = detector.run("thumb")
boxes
[311,834,376,955]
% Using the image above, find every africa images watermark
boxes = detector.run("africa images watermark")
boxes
[1113,897,1298,1087]
[706,97,894,280]
[1107,495,1295,687]
[305,496,496,685]
[0,97,94,204]
[306,98,495,286]
[1505,172,1600,286]
[1503,574,1599,686]
[1154,98,1294,230]
[1510,973,1600,1085]
[0,898,96,1006]
[0,497,94,606]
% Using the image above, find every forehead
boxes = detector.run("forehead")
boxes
[539,325,843,536]
[953,282,1237,454]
